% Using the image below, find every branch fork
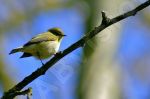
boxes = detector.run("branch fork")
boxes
[101,11,110,25]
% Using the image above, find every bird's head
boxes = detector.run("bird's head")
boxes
[48,28,66,37]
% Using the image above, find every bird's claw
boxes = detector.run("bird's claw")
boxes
[54,51,62,56]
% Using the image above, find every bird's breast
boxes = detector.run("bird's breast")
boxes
[36,41,60,59]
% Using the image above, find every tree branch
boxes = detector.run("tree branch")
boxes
[2,0,150,98]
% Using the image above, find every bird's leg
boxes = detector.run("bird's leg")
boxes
[36,51,44,66]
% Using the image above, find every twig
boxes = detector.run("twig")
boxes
[3,87,32,99]
[2,0,150,99]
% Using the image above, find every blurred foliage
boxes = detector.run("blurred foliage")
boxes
[0,56,14,91]
[0,0,77,34]
[0,35,14,91]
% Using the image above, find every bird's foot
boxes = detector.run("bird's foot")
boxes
[54,51,62,56]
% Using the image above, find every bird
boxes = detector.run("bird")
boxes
[9,27,66,65]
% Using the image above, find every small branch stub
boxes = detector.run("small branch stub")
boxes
[2,87,32,99]
[101,11,110,25]
[16,87,32,97]
[26,88,32,99]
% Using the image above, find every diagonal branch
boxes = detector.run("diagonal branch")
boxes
[2,0,150,99]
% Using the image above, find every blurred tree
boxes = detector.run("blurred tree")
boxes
[78,0,124,99]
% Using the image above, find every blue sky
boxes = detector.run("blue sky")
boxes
[118,16,150,99]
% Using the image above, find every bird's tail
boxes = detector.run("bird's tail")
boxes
[9,47,23,54]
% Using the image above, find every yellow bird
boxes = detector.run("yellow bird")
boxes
[9,28,66,64]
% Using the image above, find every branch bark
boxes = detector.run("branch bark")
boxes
[2,0,150,98]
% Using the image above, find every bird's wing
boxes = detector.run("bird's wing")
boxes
[20,53,32,58]
[24,32,57,46]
